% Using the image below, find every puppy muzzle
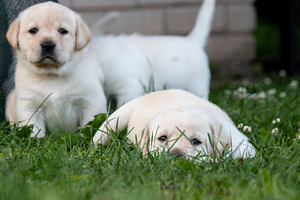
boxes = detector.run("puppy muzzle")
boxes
[169,152,183,158]
[41,41,56,62]
[169,148,185,158]
[38,41,58,65]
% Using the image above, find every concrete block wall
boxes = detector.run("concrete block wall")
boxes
[60,0,256,81]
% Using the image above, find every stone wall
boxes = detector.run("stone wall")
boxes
[60,0,256,81]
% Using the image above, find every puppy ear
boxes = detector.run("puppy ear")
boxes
[75,15,91,51]
[6,18,20,49]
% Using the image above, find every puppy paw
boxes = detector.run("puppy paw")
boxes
[93,130,110,145]
[232,142,256,159]
[30,126,46,138]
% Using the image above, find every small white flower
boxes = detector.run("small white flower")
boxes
[267,88,277,97]
[289,80,298,89]
[279,92,287,98]
[271,128,279,135]
[237,123,244,129]
[278,70,286,77]
[272,118,281,124]
[243,126,252,133]
[237,87,247,99]
[255,91,266,102]
[263,77,272,85]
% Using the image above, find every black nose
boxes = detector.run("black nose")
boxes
[169,152,183,158]
[41,41,56,53]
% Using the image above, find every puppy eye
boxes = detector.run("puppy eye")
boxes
[29,28,38,34]
[58,28,68,35]
[158,135,167,142]
[191,139,202,146]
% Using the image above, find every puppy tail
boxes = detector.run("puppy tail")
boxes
[93,100,136,145]
[91,12,120,37]
[187,0,216,47]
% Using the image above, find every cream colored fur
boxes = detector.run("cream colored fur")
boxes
[93,90,256,159]
[5,2,106,137]
[90,0,216,108]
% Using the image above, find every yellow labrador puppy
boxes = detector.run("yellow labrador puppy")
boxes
[93,90,256,159]
[6,2,106,138]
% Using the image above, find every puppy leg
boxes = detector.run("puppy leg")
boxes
[6,90,46,137]
[231,134,256,159]
[16,99,46,138]
[93,98,136,144]
[5,90,17,122]
[80,103,106,127]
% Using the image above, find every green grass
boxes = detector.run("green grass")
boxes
[1,77,300,200]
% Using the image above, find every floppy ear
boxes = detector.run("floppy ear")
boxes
[6,18,20,50]
[75,14,91,51]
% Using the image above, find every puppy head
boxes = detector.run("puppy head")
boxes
[143,108,231,159]
[6,2,91,74]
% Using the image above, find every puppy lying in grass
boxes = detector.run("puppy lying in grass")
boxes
[5,2,107,137]
[90,0,215,108]
[93,90,256,160]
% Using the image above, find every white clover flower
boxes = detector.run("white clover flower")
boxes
[267,88,277,97]
[278,70,286,77]
[279,92,287,98]
[271,128,279,135]
[263,77,272,85]
[243,126,252,133]
[255,91,266,102]
[237,123,244,129]
[272,118,280,124]
[234,87,248,99]
[289,80,298,89]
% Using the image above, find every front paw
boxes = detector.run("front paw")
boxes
[93,130,110,145]
[30,126,46,138]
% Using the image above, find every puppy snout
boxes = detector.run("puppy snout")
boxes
[41,41,56,53]
[169,148,184,158]
[170,152,183,158]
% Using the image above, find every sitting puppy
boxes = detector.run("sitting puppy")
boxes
[93,90,256,159]
[89,0,215,108]
[5,2,106,138]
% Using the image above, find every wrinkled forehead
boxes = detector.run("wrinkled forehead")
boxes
[152,109,212,132]
[153,119,212,138]
[19,3,76,29]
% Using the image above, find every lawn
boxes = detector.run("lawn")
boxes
[0,76,299,200]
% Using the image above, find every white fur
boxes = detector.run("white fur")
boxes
[5,2,107,137]
[93,90,256,159]
[89,0,216,108]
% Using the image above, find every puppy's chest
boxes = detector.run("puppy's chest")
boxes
[41,90,87,132]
